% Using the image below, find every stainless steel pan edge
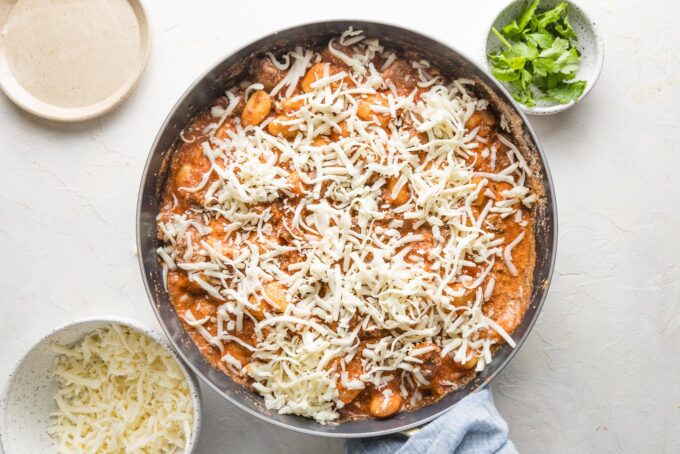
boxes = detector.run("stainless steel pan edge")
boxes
[136,20,557,438]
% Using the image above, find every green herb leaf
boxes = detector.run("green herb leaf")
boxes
[487,0,587,106]
[525,32,553,49]
[555,15,577,40]
[509,41,539,60]
[536,2,568,29]
[552,47,581,74]
[542,80,587,103]
[502,0,541,38]
[538,37,570,58]
[515,85,536,107]
[532,57,555,77]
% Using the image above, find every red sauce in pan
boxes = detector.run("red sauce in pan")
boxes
[157,35,535,422]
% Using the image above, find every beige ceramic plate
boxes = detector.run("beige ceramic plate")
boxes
[0,0,150,122]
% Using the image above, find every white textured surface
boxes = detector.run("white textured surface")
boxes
[0,1,678,452]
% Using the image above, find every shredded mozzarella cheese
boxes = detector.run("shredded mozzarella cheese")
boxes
[158,28,535,423]
[47,325,195,453]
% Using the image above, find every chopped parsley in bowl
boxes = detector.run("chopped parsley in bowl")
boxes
[485,0,603,115]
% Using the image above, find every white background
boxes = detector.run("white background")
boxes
[1,0,679,452]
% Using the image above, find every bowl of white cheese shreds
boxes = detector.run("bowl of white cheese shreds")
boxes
[0,317,201,454]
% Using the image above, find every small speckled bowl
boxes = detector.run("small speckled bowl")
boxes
[0,316,202,453]
[485,0,604,115]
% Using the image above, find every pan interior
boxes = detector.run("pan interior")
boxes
[137,20,556,437]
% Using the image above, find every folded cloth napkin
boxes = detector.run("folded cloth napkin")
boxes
[345,389,517,454]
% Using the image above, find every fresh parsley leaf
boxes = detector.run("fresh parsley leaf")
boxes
[487,0,587,106]
[515,84,536,107]
[502,0,540,38]
[509,41,539,60]
[553,47,581,74]
[517,0,541,30]
[538,37,570,59]
[525,32,553,49]
[542,80,587,103]
[491,65,521,82]
[555,15,577,40]
[532,57,555,77]
[536,2,568,29]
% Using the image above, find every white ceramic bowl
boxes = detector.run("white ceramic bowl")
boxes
[0,316,202,453]
[485,0,604,115]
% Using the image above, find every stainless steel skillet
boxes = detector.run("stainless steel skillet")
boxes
[136,20,557,438]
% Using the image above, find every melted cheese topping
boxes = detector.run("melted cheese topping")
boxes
[158,28,535,422]
[47,325,195,453]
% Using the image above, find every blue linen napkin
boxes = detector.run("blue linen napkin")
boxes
[345,389,517,454]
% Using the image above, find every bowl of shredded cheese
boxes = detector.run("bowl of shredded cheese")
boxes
[0,317,201,453]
